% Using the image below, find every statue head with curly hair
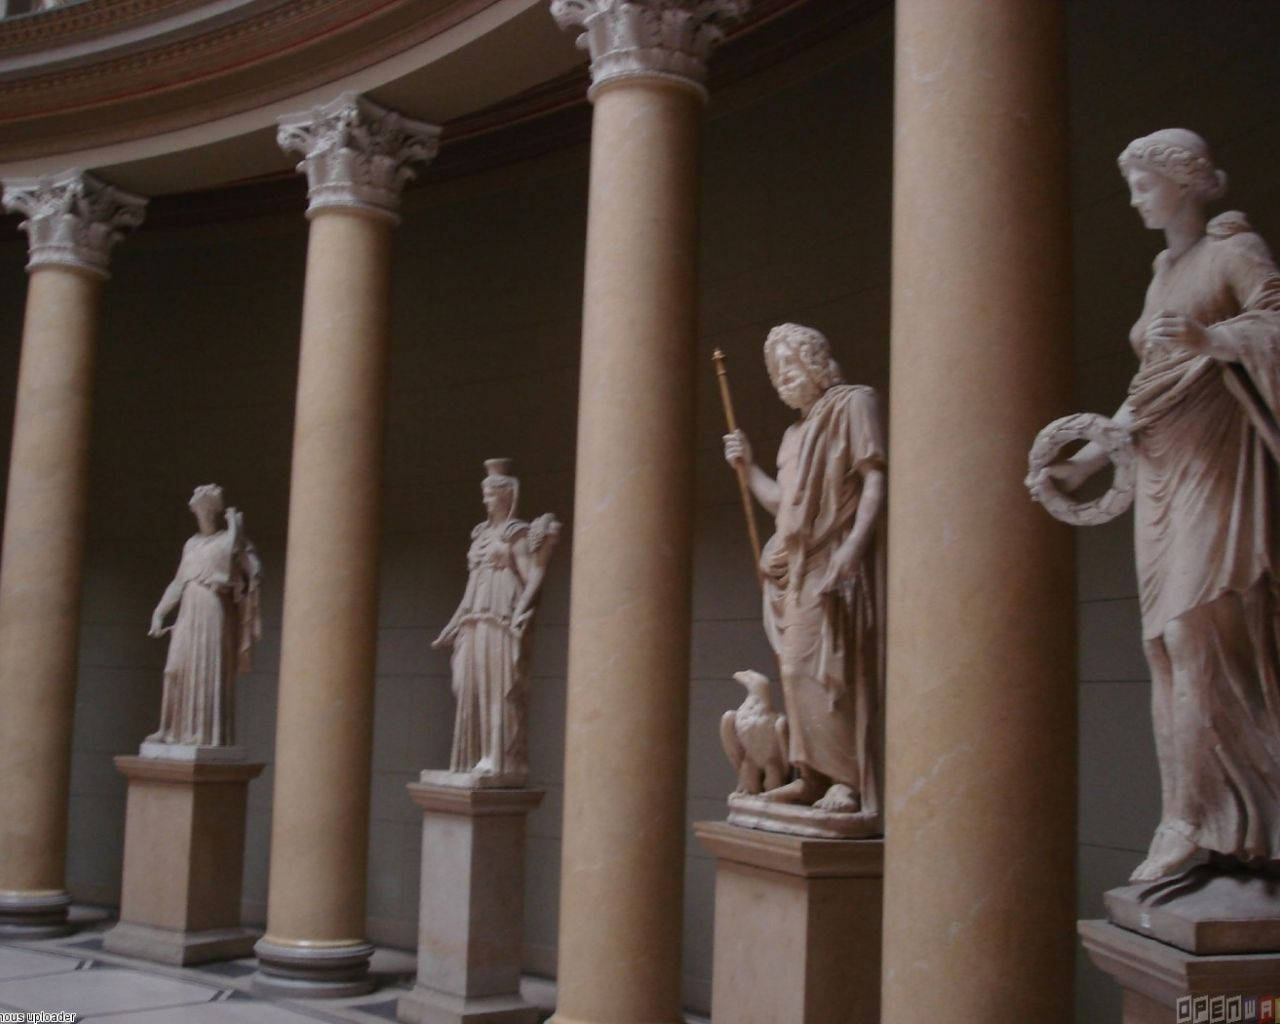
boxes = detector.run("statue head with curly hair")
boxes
[763,323,845,412]
[1118,128,1227,202]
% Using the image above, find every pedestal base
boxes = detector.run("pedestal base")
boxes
[1080,919,1280,1023]
[252,938,376,998]
[105,754,263,965]
[694,821,883,1024]
[726,794,881,839]
[103,921,258,965]
[138,742,247,763]
[397,782,543,1024]
[418,768,529,790]
[0,890,73,938]
[1105,866,1280,954]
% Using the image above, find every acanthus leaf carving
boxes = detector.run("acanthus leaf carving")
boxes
[550,0,749,101]
[276,92,441,222]
[1,168,147,278]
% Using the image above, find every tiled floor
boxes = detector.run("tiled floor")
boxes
[0,912,555,1023]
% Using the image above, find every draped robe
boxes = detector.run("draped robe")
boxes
[1127,212,1280,863]
[762,383,885,812]
[150,528,261,746]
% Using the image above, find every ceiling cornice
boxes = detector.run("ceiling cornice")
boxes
[0,0,493,160]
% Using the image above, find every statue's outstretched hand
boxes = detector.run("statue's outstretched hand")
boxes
[723,429,753,470]
[431,625,457,649]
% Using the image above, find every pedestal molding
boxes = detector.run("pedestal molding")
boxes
[407,780,545,816]
[1080,919,1280,1008]
[694,820,883,878]
[112,754,264,785]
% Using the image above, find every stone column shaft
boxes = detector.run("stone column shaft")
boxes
[0,170,144,935]
[0,266,99,896]
[267,208,392,943]
[549,3,745,1021]
[881,2,1076,1021]
[255,93,438,997]
[554,78,702,1024]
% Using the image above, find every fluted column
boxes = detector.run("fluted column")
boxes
[0,170,146,936]
[547,3,744,1022]
[253,93,439,998]
[882,2,1075,1021]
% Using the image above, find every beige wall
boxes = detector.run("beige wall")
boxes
[0,2,1277,1019]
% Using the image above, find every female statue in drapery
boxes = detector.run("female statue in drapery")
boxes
[432,459,561,786]
[146,484,262,748]
[1034,129,1280,882]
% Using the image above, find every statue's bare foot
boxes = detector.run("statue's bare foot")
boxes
[760,777,823,804]
[1130,824,1198,883]
[473,756,497,775]
[143,731,165,744]
[814,783,859,812]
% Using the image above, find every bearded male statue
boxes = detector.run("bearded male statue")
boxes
[723,323,885,836]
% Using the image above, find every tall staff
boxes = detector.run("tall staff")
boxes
[712,349,763,584]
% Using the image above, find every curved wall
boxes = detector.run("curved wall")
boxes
[0,2,1277,1019]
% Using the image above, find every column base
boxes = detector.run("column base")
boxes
[103,921,259,965]
[694,821,883,1024]
[0,890,73,938]
[252,938,376,999]
[1080,918,1280,1023]
[397,985,540,1024]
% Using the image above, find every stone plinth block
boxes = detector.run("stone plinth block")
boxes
[1080,919,1280,1023]
[104,755,263,965]
[694,821,883,1024]
[398,782,544,1024]
[1105,867,1280,955]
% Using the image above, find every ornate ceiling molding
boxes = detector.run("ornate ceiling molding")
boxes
[0,0,491,162]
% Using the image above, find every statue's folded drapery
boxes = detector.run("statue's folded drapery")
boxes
[1128,212,1280,863]
[151,528,261,746]
[761,383,885,813]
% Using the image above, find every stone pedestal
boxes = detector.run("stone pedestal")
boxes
[1080,919,1280,1023]
[397,783,543,1024]
[104,755,263,965]
[694,821,883,1024]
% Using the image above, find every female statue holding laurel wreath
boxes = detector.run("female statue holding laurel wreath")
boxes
[1028,129,1280,883]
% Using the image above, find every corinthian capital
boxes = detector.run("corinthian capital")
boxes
[277,93,441,223]
[550,0,748,101]
[1,170,147,279]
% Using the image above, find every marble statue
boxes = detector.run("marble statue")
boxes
[430,460,561,788]
[721,669,789,796]
[1029,129,1280,883]
[722,323,886,837]
[146,485,262,750]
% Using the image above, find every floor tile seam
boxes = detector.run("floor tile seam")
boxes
[0,944,89,964]
[0,967,89,983]
[77,990,234,1020]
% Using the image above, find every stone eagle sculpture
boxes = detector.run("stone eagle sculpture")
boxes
[720,669,789,796]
